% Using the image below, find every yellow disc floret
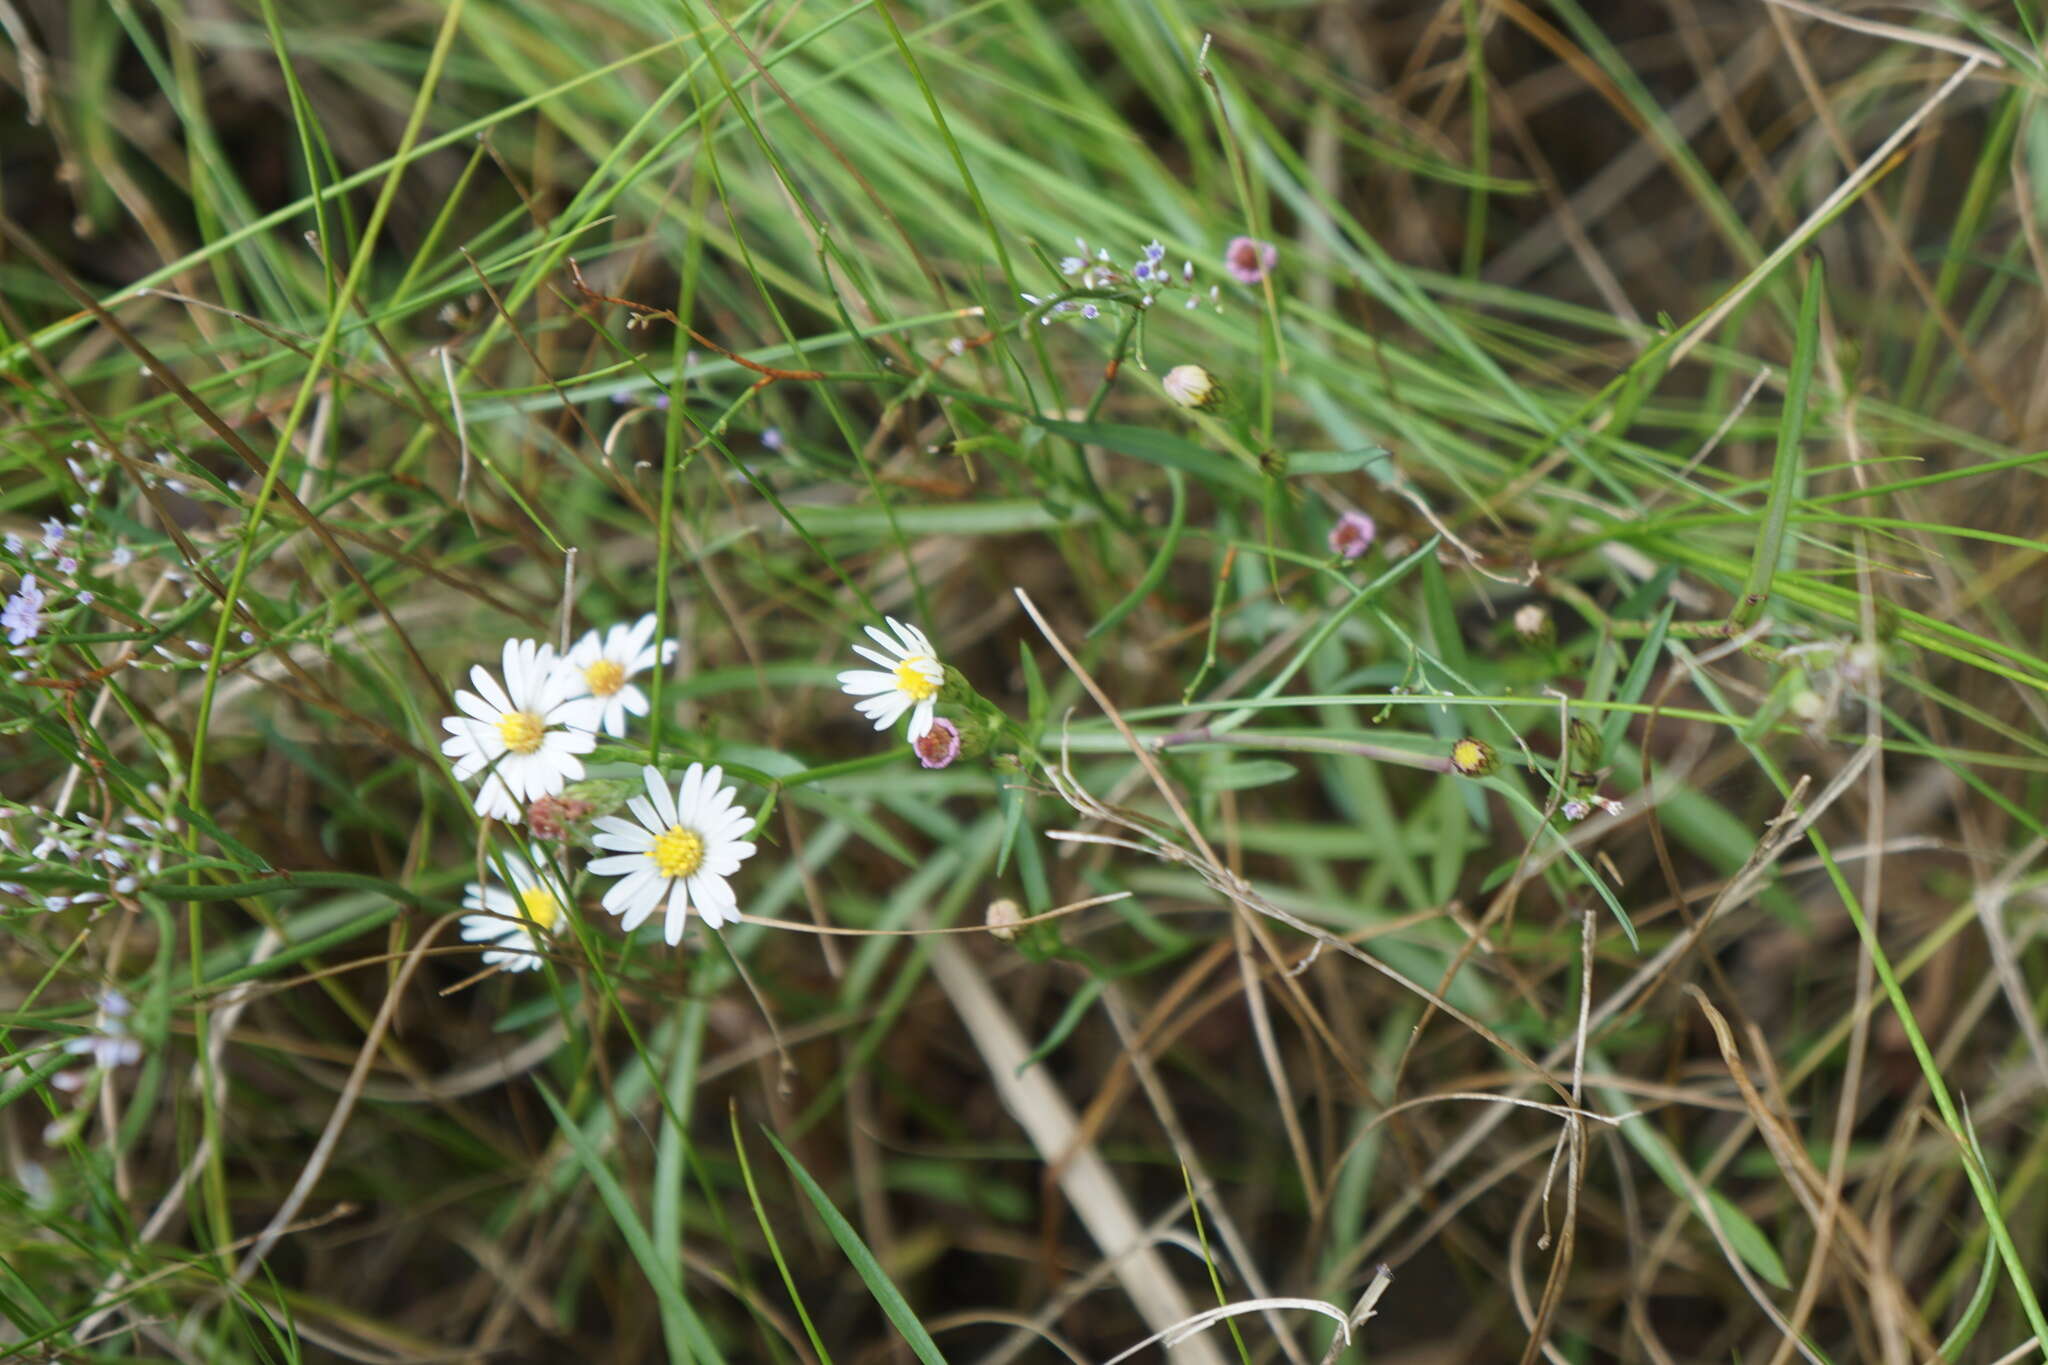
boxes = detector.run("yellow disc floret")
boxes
[497,710,545,754]
[1449,737,1498,777]
[893,656,939,701]
[650,826,705,879]
[584,658,626,697]
[518,885,561,931]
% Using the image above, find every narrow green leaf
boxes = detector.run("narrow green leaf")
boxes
[536,1081,724,1365]
[1033,417,1260,496]
[1201,758,1299,792]
[1088,467,1185,641]
[1734,259,1823,626]
[765,1129,950,1365]
[1600,601,1674,760]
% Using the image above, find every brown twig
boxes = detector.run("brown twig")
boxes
[566,258,825,390]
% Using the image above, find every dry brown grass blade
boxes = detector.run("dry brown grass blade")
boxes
[923,934,1229,1365]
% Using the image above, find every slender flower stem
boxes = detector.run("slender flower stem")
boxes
[1153,726,1458,773]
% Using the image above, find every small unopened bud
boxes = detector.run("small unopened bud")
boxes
[1567,717,1603,772]
[1328,511,1376,561]
[1789,689,1826,722]
[527,793,594,841]
[913,718,961,769]
[1449,737,1498,777]
[1513,602,1553,646]
[1162,364,1220,410]
[985,898,1023,942]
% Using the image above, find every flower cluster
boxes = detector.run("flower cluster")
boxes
[441,615,765,969]
[441,611,992,973]
[2,805,174,910]
[1024,237,1224,324]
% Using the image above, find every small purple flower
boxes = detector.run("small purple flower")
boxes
[110,545,132,568]
[1328,511,1376,561]
[55,557,76,576]
[913,717,961,770]
[1562,799,1591,822]
[762,427,785,452]
[3,576,45,645]
[40,519,65,548]
[1059,256,1085,276]
[3,533,19,555]
[1224,236,1278,285]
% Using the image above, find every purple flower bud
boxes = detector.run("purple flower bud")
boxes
[1328,510,1376,561]
[914,717,961,769]
[1224,236,1278,285]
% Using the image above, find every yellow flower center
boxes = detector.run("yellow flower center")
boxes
[518,885,561,932]
[650,826,705,879]
[584,658,626,697]
[496,710,545,754]
[893,655,939,701]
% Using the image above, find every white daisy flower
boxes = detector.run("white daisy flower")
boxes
[836,617,944,741]
[589,764,756,945]
[457,853,566,973]
[565,614,677,738]
[441,639,603,822]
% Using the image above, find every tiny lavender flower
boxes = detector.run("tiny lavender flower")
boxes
[914,718,961,769]
[3,576,46,645]
[1328,511,1376,561]
[1224,236,1278,285]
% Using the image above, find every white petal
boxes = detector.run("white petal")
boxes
[589,853,649,876]
[838,669,899,697]
[906,699,936,741]
[604,868,657,915]
[470,666,513,716]
[663,879,692,945]
[646,766,678,826]
[850,644,899,671]
[593,814,652,842]
[862,623,906,659]
[886,617,932,656]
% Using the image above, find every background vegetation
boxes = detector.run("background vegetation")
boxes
[4,0,2048,1360]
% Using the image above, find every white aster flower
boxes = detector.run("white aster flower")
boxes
[837,617,944,740]
[441,639,602,821]
[589,764,756,945]
[564,614,677,738]
[458,853,566,973]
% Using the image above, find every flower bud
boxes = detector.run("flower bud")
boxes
[985,898,1023,942]
[913,718,962,769]
[1449,737,1497,777]
[1513,602,1553,647]
[1328,511,1376,561]
[1567,718,1603,772]
[1162,364,1221,411]
[527,793,595,841]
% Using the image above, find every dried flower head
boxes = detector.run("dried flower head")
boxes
[985,898,1023,942]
